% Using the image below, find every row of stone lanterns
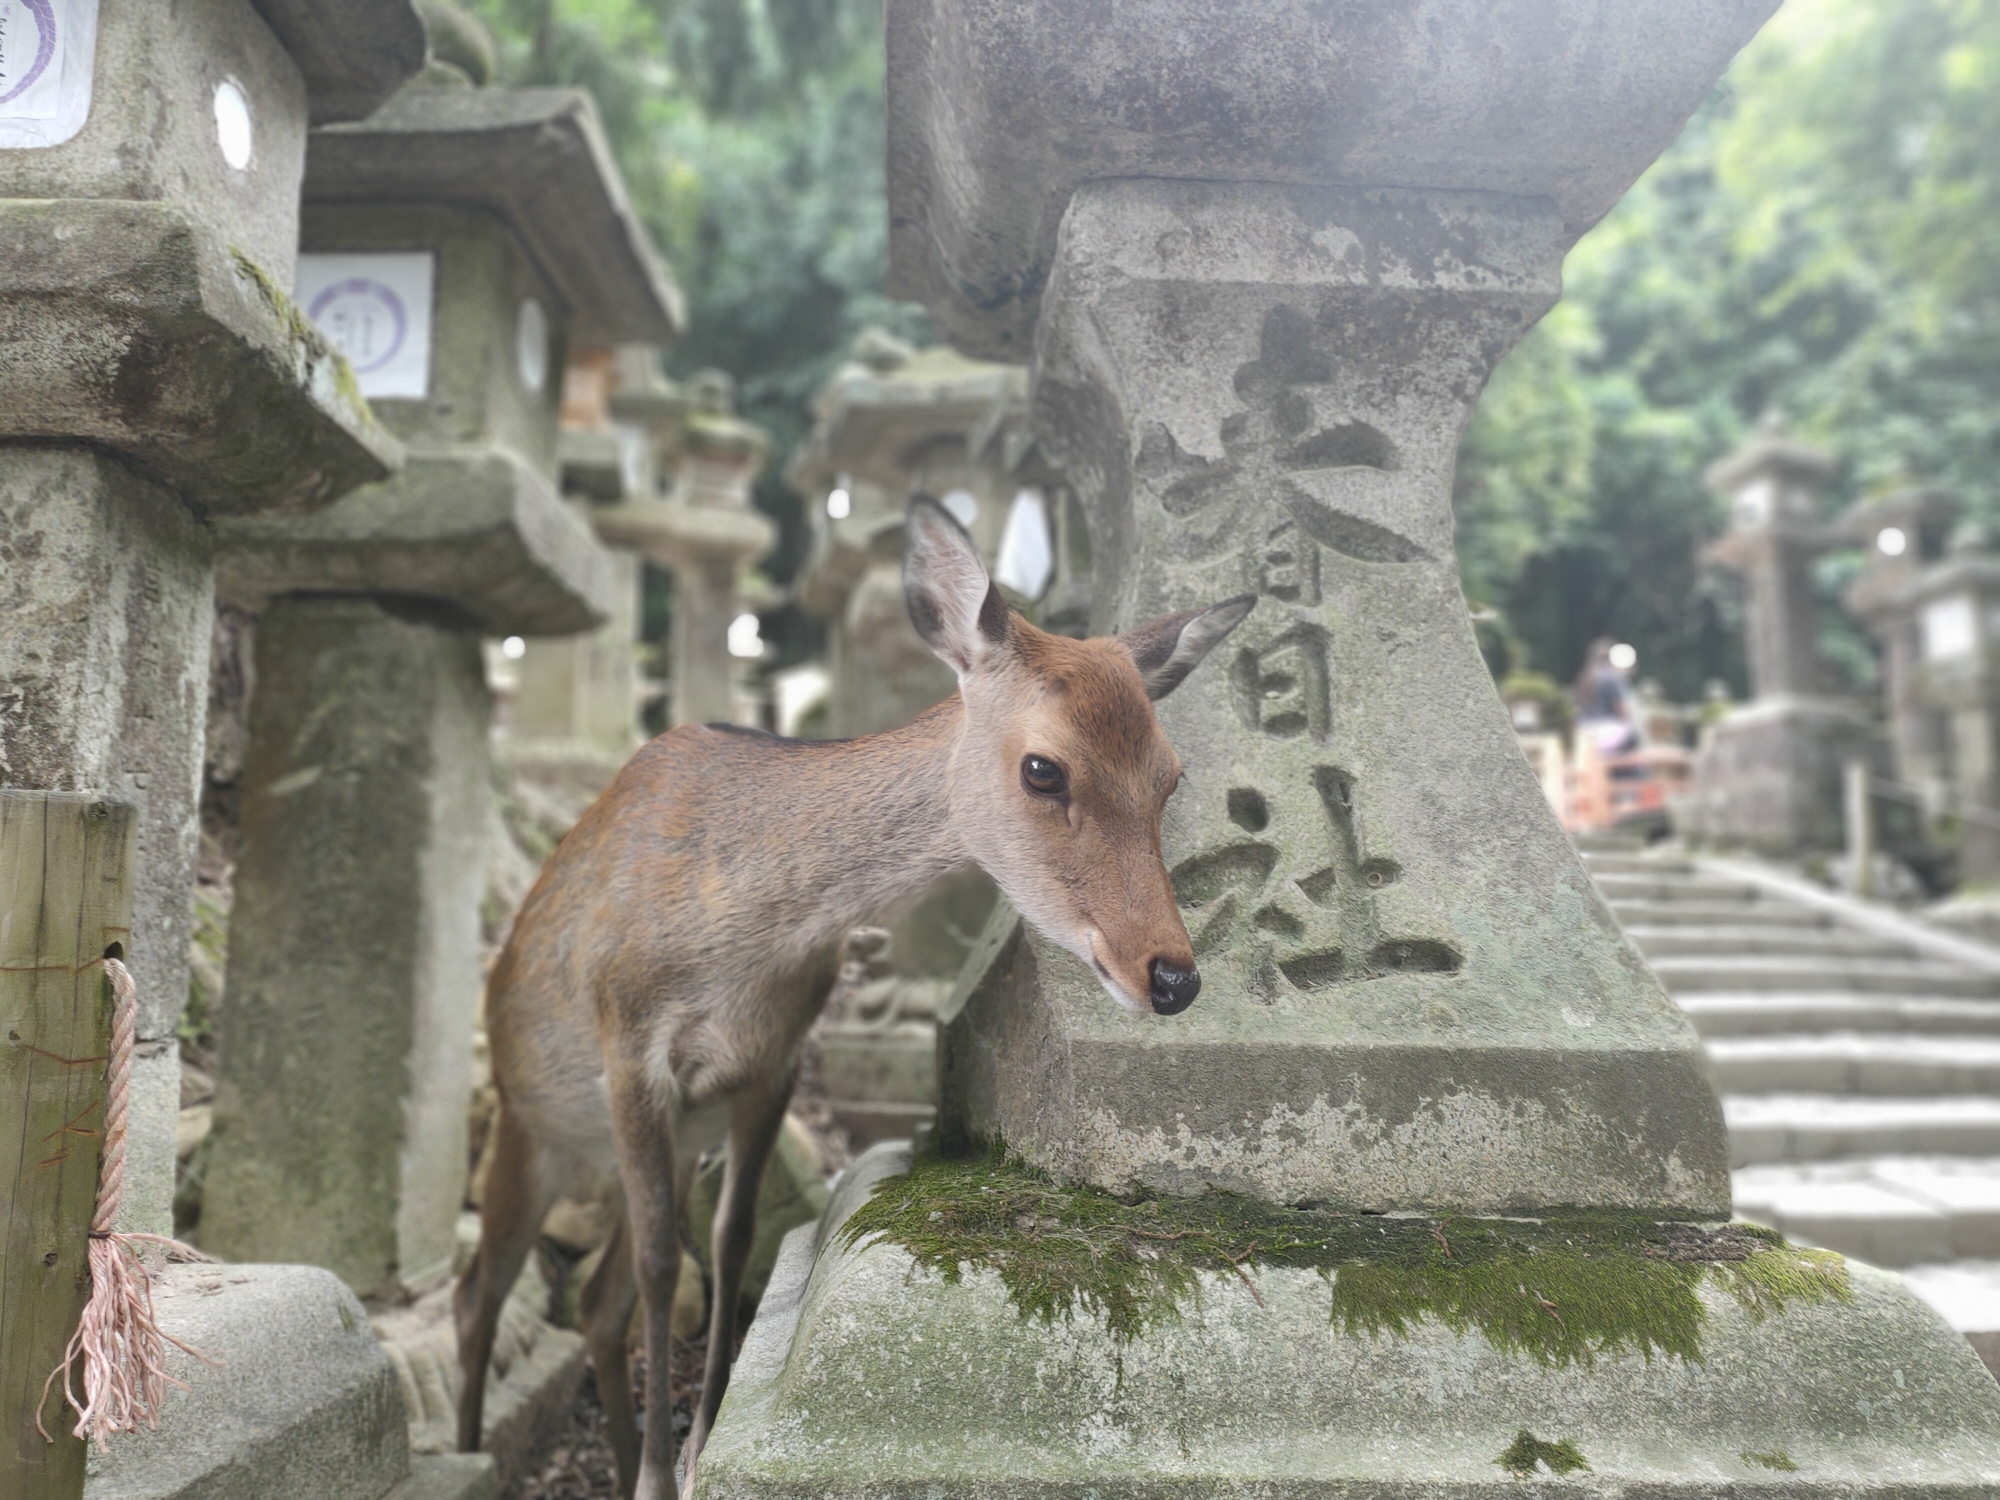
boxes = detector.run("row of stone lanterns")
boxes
[1,5,448,1500]
[1687,414,2000,894]
[2,4,688,1496]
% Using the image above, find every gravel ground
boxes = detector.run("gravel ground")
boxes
[508,1341,707,1500]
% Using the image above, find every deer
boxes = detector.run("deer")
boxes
[453,495,1255,1500]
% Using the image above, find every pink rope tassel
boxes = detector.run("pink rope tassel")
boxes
[39,957,219,1450]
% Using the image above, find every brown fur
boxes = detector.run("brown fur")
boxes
[455,502,1251,1500]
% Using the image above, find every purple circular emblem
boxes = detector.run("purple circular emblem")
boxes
[307,278,409,374]
[0,0,59,108]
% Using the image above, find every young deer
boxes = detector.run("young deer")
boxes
[454,497,1253,1500]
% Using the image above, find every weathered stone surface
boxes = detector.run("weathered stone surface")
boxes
[0,201,401,516]
[215,449,612,635]
[251,0,431,124]
[0,450,213,1236]
[885,0,1779,358]
[85,1263,409,1500]
[298,199,566,470]
[385,1454,501,1500]
[307,86,682,344]
[373,1274,586,1493]
[202,596,490,1299]
[1683,697,1876,855]
[939,179,1728,1213]
[698,1146,2000,1499]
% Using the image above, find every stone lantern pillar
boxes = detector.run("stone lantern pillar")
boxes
[1903,543,2000,888]
[698,2,2000,1492]
[496,347,667,786]
[1685,419,1873,850]
[1838,485,1960,817]
[611,371,774,729]
[201,81,680,1301]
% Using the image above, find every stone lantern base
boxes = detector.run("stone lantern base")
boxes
[1684,696,1880,854]
[695,1145,2000,1500]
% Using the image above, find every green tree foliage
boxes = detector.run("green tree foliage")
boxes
[1456,0,2000,699]
[463,0,928,585]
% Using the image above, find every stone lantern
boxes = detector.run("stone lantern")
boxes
[201,81,680,1303]
[1838,484,1960,816]
[1903,538,2000,888]
[787,331,1029,738]
[495,347,665,785]
[595,369,773,727]
[697,1,2000,1493]
[1684,417,1873,850]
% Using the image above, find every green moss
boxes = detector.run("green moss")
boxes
[1495,1430,1589,1477]
[840,1153,1849,1359]
[228,247,371,417]
[1742,1448,1800,1472]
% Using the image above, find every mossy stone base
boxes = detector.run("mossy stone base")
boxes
[694,1145,2000,1498]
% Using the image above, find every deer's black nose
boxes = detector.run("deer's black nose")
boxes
[1149,959,1200,1015]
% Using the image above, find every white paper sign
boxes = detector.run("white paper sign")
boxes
[0,0,94,148]
[296,253,436,400]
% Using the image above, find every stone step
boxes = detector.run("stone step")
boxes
[1606,900,1830,929]
[1707,1035,2000,1096]
[1683,994,2000,1038]
[1724,1094,2000,1164]
[1630,925,1913,960]
[1897,1260,2000,1377]
[1653,955,2000,996]
[1592,873,1765,903]
[1734,1156,2000,1267]
[1578,853,1697,877]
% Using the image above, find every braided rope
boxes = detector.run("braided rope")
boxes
[39,957,218,1450]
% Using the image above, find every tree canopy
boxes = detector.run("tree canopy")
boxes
[1456,0,2000,699]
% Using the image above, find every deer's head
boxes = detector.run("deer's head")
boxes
[903,496,1253,1016]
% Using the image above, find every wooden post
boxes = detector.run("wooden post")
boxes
[1,793,133,1500]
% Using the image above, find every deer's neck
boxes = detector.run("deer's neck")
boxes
[774,697,972,938]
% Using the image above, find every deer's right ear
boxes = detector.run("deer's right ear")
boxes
[904,495,1011,678]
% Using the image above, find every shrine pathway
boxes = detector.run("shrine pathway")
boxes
[1584,841,2000,1376]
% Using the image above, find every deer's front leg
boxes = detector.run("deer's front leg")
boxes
[606,1059,683,1500]
[681,1069,793,1494]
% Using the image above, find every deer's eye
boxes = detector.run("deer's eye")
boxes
[1021,755,1068,798]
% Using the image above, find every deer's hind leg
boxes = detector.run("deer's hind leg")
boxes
[580,1211,642,1497]
[682,1067,794,1488]
[606,1057,688,1500]
[454,1102,561,1454]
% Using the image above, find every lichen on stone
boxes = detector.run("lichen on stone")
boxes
[1495,1429,1590,1477]
[840,1151,1850,1359]
[1742,1448,1800,1472]
[228,247,371,417]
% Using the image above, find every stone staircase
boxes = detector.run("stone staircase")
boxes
[1582,841,2000,1372]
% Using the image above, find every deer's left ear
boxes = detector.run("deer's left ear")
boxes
[904,494,1012,679]
[1118,594,1258,700]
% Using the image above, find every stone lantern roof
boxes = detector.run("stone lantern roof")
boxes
[251,1,430,123]
[784,333,1026,500]
[886,0,1779,357]
[1838,484,1962,625]
[306,84,683,344]
[1703,412,1838,497]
